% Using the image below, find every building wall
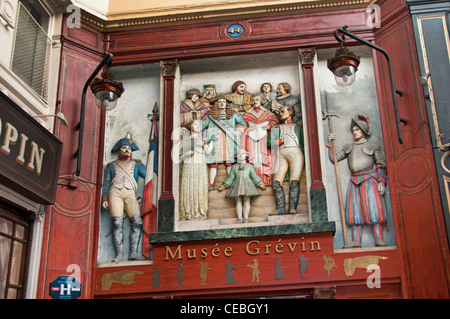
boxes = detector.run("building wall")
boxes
[34,0,450,299]
[0,0,65,299]
[408,0,450,253]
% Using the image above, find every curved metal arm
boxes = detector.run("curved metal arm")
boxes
[334,26,406,143]
[74,52,113,176]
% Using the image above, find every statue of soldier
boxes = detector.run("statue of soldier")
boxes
[268,106,304,215]
[102,133,146,262]
[328,114,388,247]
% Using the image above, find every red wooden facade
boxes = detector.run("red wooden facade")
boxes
[36,0,450,299]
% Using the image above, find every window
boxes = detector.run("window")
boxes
[0,205,31,299]
[11,0,52,102]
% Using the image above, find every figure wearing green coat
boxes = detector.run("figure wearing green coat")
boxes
[223,162,264,198]
[218,149,266,223]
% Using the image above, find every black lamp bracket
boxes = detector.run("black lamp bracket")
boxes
[334,26,407,143]
[74,52,114,176]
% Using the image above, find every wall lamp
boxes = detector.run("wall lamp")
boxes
[74,52,124,176]
[328,25,407,143]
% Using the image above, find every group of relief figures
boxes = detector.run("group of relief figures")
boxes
[178,81,390,248]
[101,80,390,263]
[178,81,305,225]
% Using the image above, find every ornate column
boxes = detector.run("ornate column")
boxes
[298,48,324,190]
[158,60,178,232]
[298,48,327,222]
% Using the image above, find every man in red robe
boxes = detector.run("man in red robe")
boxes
[242,95,279,186]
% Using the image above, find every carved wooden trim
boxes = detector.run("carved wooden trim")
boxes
[298,48,316,65]
[160,60,178,77]
[299,48,325,189]
[159,60,178,200]
[313,287,336,299]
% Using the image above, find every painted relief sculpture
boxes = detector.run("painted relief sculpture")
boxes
[242,95,280,186]
[270,83,302,124]
[179,120,214,220]
[218,149,266,223]
[180,89,211,127]
[177,81,304,227]
[102,133,146,262]
[258,82,277,110]
[329,114,388,247]
[201,95,247,190]
[200,84,217,104]
[268,106,305,215]
[225,80,253,113]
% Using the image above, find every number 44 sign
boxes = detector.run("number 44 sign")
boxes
[49,275,82,299]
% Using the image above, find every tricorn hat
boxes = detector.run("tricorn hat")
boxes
[111,132,139,153]
[350,114,371,137]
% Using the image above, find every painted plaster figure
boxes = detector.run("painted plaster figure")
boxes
[218,149,266,223]
[200,84,217,104]
[102,133,146,263]
[258,82,277,110]
[270,82,302,125]
[329,114,388,247]
[225,80,253,113]
[179,120,214,220]
[268,106,305,215]
[180,89,210,127]
[242,95,279,186]
[201,95,247,189]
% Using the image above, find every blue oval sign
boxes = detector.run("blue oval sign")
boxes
[227,24,244,37]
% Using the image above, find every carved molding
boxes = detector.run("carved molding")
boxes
[298,48,316,65]
[313,287,336,299]
[160,60,178,77]
[80,0,372,32]
[0,0,15,28]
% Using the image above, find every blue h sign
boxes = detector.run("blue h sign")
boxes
[49,275,82,299]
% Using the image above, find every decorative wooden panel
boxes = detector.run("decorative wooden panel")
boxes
[373,1,450,298]
[105,9,371,65]
[93,232,403,298]
[36,23,105,299]
[34,3,450,299]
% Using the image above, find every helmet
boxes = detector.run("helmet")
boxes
[350,114,371,137]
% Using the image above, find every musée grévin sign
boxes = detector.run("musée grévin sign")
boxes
[0,92,62,204]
